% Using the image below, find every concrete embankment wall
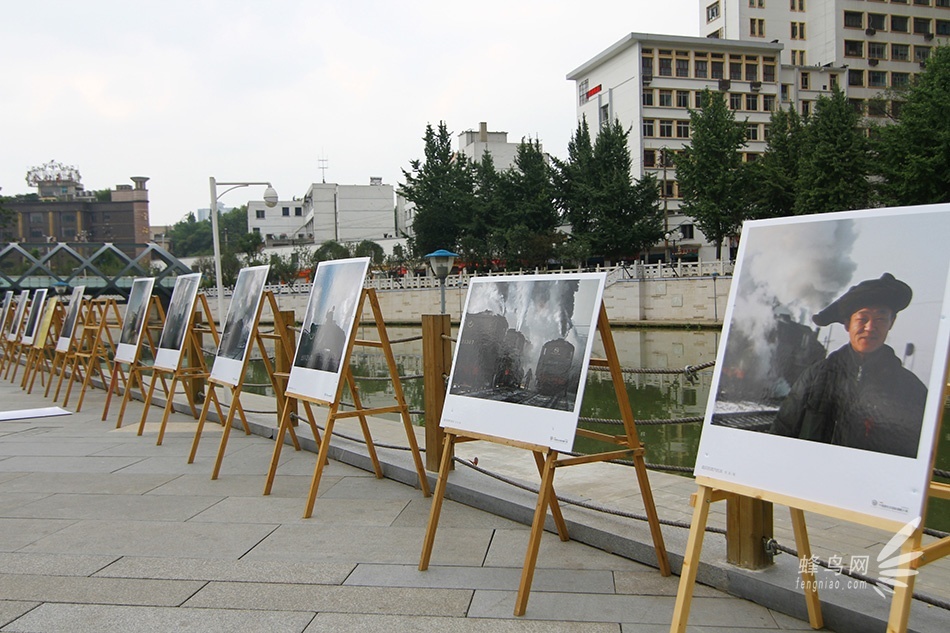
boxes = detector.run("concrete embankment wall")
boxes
[248,276,732,327]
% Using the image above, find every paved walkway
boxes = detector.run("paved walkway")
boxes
[0,376,946,632]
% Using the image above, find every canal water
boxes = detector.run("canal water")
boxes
[238,325,949,532]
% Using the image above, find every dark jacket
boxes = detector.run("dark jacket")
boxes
[770,343,927,458]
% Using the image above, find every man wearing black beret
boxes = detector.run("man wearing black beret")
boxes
[770,273,927,458]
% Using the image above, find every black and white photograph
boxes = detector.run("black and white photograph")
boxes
[154,273,202,371]
[441,273,606,452]
[56,286,86,353]
[286,257,369,402]
[0,291,13,339]
[210,264,270,386]
[115,278,156,363]
[6,291,29,343]
[21,289,48,346]
[695,204,950,525]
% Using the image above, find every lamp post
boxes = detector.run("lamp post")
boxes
[208,177,278,323]
[664,228,684,263]
[424,249,458,314]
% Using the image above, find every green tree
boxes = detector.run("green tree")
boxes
[794,87,872,215]
[459,151,506,271]
[553,117,596,243]
[675,89,750,259]
[353,239,385,265]
[167,213,213,256]
[315,240,351,261]
[875,46,950,206]
[400,122,476,257]
[748,106,804,219]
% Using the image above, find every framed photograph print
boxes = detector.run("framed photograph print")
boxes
[440,272,606,452]
[21,289,48,346]
[154,273,202,371]
[6,291,30,343]
[115,278,157,364]
[210,264,270,386]
[55,286,86,353]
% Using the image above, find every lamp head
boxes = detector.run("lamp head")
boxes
[263,185,278,208]
[424,249,458,280]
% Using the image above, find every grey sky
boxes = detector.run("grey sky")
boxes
[0,1,697,226]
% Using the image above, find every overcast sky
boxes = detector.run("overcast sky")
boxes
[0,1,698,226]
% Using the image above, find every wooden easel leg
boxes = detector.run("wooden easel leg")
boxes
[885,526,922,633]
[234,397,251,434]
[102,364,121,421]
[346,372,383,478]
[187,383,217,464]
[515,449,558,616]
[789,507,824,630]
[633,453,672,576]
[670,485,714,633]
[45,354,61,398]
[303,415,337,519]
[419,433,457,571]
[116,368,138,429]
[211,392,241,480]
[264,397,294,496]
[155,376,180,445]
[136,371,162,437]
[532,451,568,541]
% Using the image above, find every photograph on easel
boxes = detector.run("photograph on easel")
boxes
[286,257,370,402]
[697,204,950,523]
[6,291,29,343]
[210,264,270,386]
[0,291,13,337]
[21,289,48,346]
[154,273,202,371]
[55,286,86,353]
[115,277,156,363]
[441,273,606,452]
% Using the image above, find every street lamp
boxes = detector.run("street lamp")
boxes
[208,177,278,322]
[425,249,458,314]
[664,228,684,263]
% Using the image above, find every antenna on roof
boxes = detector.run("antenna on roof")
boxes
[318,157,329,184]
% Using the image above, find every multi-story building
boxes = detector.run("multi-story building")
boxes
[1,162,150,245]
[247,179,399,246]
[458,121,530,170]
[567,33,787,261]
[702,0,949,120]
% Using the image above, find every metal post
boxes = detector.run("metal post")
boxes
[208,176,225,324]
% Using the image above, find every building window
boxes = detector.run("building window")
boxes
[800,72,810,90]
[891,16,909,33]
[295,207,302,216]
[869,42,887,59]
[706,1,720,22]
[30,213,43,224]
[892,44,910,61]
[644,150,656,167]
[676,90,690,108]
[282,206,290,216]
[659,57,672,76]
[642,90,654,106]
[791,49,806,65]
[252,227,261,234]
[801,100,811,116]
[661,180,676,198]
[914,0,931,5]
[599,104,610,127]
[746,93,759,110]
[676,120,690,138]
[790,0,805,10]
[830,74,839,89]
[763,63,776,82]
[659,120,674,138]
[791,22,806,39]
[843,12,863,29]
[730,61,742,80]
[763,124,771,141]
[695,91,706,108]
[868,99,887,117]
[30,228,43,239]
[868,14,887,31]
[848,69,865,86]
[849,99,865,114]
[695,59,708,78]
[62,213,75,224]
[915,46,931,62]
[781,83,791,101]
[255,209,265,219]
[641,56,653,79]
[763,94,776,111]
[711,60,724,78]
[730,93,743,109]
[578,78,589,105]
[913,17,932,35]
[868,70,888,87]
[659,90,673,107]
[938,0,950,7]
[937,20,950,35]
[844,40,864,57]
[747,124,759,141]
[643,120,655,137]
[750,18,765,37]
[676,58,689,77]
[745,63,758,81]
[891,72,910,88]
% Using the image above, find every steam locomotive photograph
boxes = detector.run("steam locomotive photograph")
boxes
[449,276,601,413]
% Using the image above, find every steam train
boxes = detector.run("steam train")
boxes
[452,311,512,391]
[535,338,575,395]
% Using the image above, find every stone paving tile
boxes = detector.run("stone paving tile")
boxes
[2,493,224,522]
[0,472,176,495]
[468,590,778,627]
[0,455,144,473]
[0,602,37,630]
[146,473,317,499]
[187,495,409,526]
[302,613,619,633]
[613,570,722,598]
[317,472,424,500]
[483,528,653,572]
[243,524,492,567]
[0,440,123,457]
[392,497,526,529]
[0,492,50,513]
[95,557,354,585]
[184,581,473,617]
[0,553,118,577]
[0,518,75,552]
[345,563,616,594]
[16,519,278,559]
[0,603,315,633]
[0,574,204,607]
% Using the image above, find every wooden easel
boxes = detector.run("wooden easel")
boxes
[134,294,223,445]
[669,419,949,633]
[22,297,61,394]
[263,287,431,515]
[62,298,123,410]
[0,293,20,374]
[4,293,34,382]
[106,295,166,424]
[188,290,302,479]
[419,302,671,616]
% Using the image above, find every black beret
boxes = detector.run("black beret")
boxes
[812,273,912,327]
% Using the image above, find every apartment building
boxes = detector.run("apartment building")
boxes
[567,33,786,261]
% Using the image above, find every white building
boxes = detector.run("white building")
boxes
[458,121,525,170]
[567,32,788,261]
[246,199,307,243]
